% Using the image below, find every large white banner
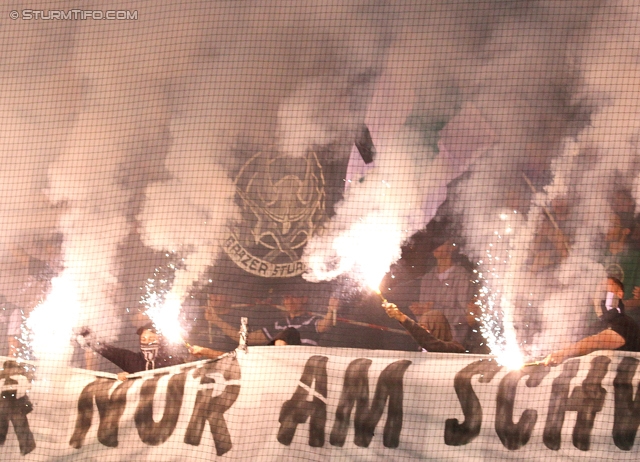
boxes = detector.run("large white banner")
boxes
[1,347,640,461]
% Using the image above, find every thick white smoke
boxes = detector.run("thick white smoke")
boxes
[0,8,77,311]
[2,0,640,366]
[300,10,501,288]
[30,2,180,355]
[529,2,640,355]
[446,7,591,360]
[137,119,239,341]
[447,1,640,360]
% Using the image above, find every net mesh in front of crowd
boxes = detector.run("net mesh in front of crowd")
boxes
[1,1,639,460]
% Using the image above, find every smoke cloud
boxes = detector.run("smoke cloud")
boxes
[1,0,639,362]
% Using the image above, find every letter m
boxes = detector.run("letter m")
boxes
[330,359,412,449]
[277,356,329,447]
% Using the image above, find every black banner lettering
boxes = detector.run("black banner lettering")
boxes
[69,377,136,449]
[544,356,609,451]
[613,356,640,450]
[543,360,579,450]
[184,356,241,456]
[445,359,502,446]
[330,359,412,449]
[277,355,328,447]
[0,361,35,455]
[135,370,189,446]
[495,364,549,450]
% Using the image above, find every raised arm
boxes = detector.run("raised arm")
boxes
[188,345,226,359]
[383,303,465,353]
[543,328,625,366]
[317,296,339,333]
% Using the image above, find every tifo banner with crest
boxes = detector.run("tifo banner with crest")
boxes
[2,348,640,461]
[225,150,330,278]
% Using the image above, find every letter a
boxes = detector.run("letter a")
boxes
[277,356,328,447]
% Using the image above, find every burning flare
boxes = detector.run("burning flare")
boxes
[27,272,81,362]
[139,257,186,345]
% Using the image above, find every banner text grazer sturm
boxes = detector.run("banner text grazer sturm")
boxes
[2,348,640,460]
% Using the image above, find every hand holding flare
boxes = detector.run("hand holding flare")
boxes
[383,302,407,323]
